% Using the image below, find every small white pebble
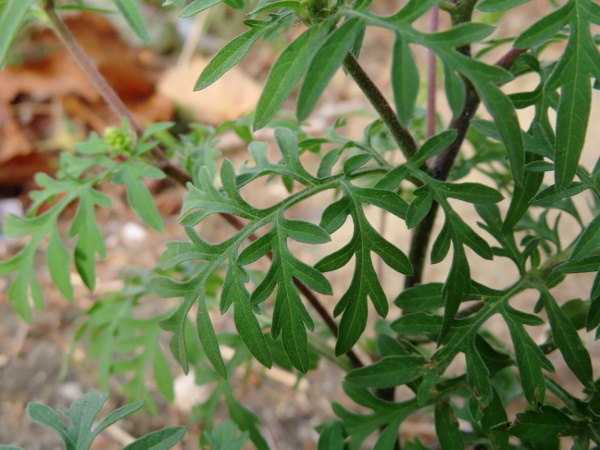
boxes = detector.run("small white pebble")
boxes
[174,370,213,413]
[60,382,84,402]
[120,222,147,243]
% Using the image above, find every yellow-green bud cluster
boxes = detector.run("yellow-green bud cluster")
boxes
[104,126,133,154]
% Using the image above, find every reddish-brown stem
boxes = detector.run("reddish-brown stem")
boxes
[43,3,364,370]
[426,7,439,139]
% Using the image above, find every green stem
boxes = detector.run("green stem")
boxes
[451,0,479,25]
[343,52,418,160]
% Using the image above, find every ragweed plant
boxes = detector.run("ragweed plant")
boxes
[1,0,600,448]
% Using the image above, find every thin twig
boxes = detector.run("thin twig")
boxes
[43,3,142,134]
[343,52,418,160]
[43,4,365,370]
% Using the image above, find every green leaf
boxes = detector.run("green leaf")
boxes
[346,185,408,219]
[239,214,332,372]
[481,388,509,449]
[426,23,495,48]
[431,220,451,264]
[111,0,150,44]
[203,421,249,450]
[320,196,350,233]
[392,33,419,126]
[197,298,228,378]
[588,284,600,331]
[229,265,273,368]
[140,122,175,141]
[411,131,457,168]
[317,186,412,354]
[317,420,346,450]
[436,182,503,204]
[274,127,320,185]
[476,82,525,187]
[506,406,584,442]
[180,0,222,17]
[195,21,274,91]
[477,0,531,12]
[254,19,332,130]
[391,312,443,336]
[248,1,303,16]
[442,63,466,117]
[47,228,73,302]
[332,383,418,449]
[113,163,164,232]
[516,1,600,190]
[280,217,331,244]
[543,290,593,389]
[69,192,108,291]
[503,151,544,231]
[225,390,270,450]
[0,0,33,67]
[94,401,144,436]
[504,310,553,406]
[153,348,175,401]
[570,213,600,261]
[345,355,426,388]
[435,402,465,450]
[237,232,273,266]
[440,244,470,340]
[3,208,53,238]
[514,3,571,49]
[27,403,71,446]
[123,426,187,449]
[448,210,493,259]
[343,154,371,176]
[531,182,588,206]
[392,0,443,23]
[55,391,108,449]
[374,165,410,190]
[394,282,444,312]
[297,18,363,121]
[406,187,433,229]
[465,340,493,418]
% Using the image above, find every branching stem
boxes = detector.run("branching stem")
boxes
[43,3,365,370]
[343,52,418,160]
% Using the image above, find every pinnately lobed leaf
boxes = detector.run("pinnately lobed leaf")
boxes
[515,0,600,190]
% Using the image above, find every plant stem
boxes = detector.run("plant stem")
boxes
[404,48,526,289]
[426,7,439,140]
[42,2,142,134]
[343,52,418,160]
[43,3,365,370]
[451,0,479,25]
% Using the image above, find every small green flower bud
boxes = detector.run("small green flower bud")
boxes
[104,126,132,153]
